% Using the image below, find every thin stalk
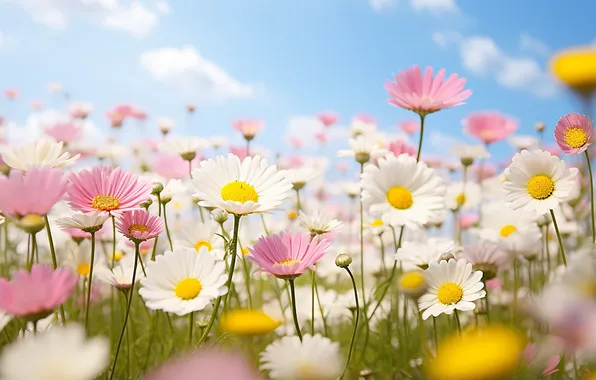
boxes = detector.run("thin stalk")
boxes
[188,160,193,179]
[311,270,316,334]
[111,215,116,269]
[585,150,595,244]
[288,278,303,341]
[358,163,366,307]
[340,266,360,379]
[162,203,174,251]
[415,114,426,162]
[188,312,194,347]
[313,278,329,336]
[241,253,253,309]
[550,209,567,266]
[84,232,96,332]
[150,201,162,261]
[260,214,270,236]
[43,215,58,269]
[295,189,302,211]
[454,310,461,334]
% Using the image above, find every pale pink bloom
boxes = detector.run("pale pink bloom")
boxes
[229,145,250,160]
[315,132,327,144]
[106,111,124,128]
[247,232,331,279]
[336,161,349,173]
[399,120,420,134]
[131,107,147,121]
[353,114,375,124]
[522,343,560,377]
[543,145,563,157]
[145,348,263,380]
[30,100,43,110]
[0,168,67,218]
[232,119,264,140]
[63,225,107,240]
[385,65,471,115]
[4,89,18,100]
[290,136,303,149]
[66,166,151,215]
[0,264,77,318]
[462,111,518,144]
[470,162,497,181]
[486,278,501,291]
[458,213,479,229]
[69,146,96,160]
[76,282,105,307]
[279,154,305,169]
[388,139,417,157]
[112,104,137,118]
[554,113,593,155]
[154,154,188,180]
[44,122,83,144]
[317,112,338,127]
[123,239,154,255]
[69,102,92,119]
[116,210,164,243]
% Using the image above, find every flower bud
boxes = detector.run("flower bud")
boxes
[335,253,353,268]
[140,199,153,210]
[355,152,371,165]
[180,151,197,162]
[19,214,46,234]
[151,182,164,195]
[535,121,546,132]
[460,157,474,167]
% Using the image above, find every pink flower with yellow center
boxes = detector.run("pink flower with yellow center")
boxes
[462,111,518,145]
[554,113,593,155]
[232,119,265,141]
[116,210,165,243]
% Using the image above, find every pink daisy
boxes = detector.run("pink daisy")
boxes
[106,111,125,128]
[385,65,471,116]
[30,100,43,110]
[229,146,251,160]
[388,139,417,157]
[116,210,165,243]
[0,167,67,218]
[462,111,518,145]
[316,112,338,127]
[44,122,83,144]
[66,166,151,215]
[232,119,265,140]
[247,232,331,279]
[554,113,593,155]
[399,120,420,135]
[289,136,303,149]
[0,264,77,320]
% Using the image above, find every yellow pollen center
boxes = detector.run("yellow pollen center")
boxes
[564,127,588,148]
[77,263,90,276]
[91,195,120,212]
[288,210,298,219]
[371,219,384,227]
[456,193,466,206]
[221,181,258,204]
[242,247,250,256]
[276,258,301,266]
[527,175,555,200]
[298,363,317,379]
[174,278,202,300]
[499,225,517,237]
[437,283,463,305]
[194,240,213,252]
[399,272,425,289]
[112,251,124,261]
[386,186,413,210]
[128,224,149,235]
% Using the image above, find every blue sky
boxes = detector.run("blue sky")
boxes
[0,0,594,163]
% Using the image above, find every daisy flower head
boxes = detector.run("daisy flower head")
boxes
[139,247,228,316]
[385,65,472,116]
[281,167,320,191]
[220,309,282,336]
[459,241,510,280]
[96,259,144,292]
[509,135,540,151]
[418,258,485,320]
[395,238,460,270]
[0,139,79,171]
[116,210,165,244]
[0,264,77,320]
[66,166,152,215]
[503,149,578,215]
[56,211,109,234]
[62,240,105,278]
[450,144,489,166]
[445,181,481,211]
[233,119,265,141]
[191,154,292,216]
[361,153,446,228]
[462,111,518,145]
[0,324,109,380]
[554,113,593,155]
[260,334,343,380]
[159,136,209,161]
[337,134,389,164]
[247,232,331,279]
[174,221,224,257]
[298,209,342,236]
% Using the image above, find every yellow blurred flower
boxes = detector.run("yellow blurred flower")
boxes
[550,47,596,96]
[219,309,281,335]
[428,325,525,380]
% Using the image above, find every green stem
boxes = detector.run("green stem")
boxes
[295,189,302,211]
[454,310,461,334]
[340,266,360,379]
[585,150,595,244]
[111,215,116,269]
[241,251,253,309]
[43,215,58,269]
[260,214,270,236]
[188,312,194,348]
[415,114,426,162]
[288,278,303,341]
[550,209,567,266]
[84,232,96,332]
[162,203,174,251]
[359,163,366,308]
[313,277,328,336]
[150,201,161,261]
[311,270,316,334]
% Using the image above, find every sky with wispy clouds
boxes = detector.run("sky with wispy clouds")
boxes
[0,0,594,162]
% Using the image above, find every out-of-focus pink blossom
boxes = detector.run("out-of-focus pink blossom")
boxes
[44,122,83,144]
[522,343,560,377]
[543,145,563,157]
[232,119,264,140]
[153,154,188,180]
[486,278,502,291]
[462,111,518,145]
[470,162,497,181]
[315,132,327,144]
[388,139,417,157]
[317,112,338,127]
[229,145,250,160]
[106,111,125,128]
[353,114,375,124]
[399,120,420,135]
[4,89,19,100]
[336,161,349,173]
[458,213,479,229]
[290,136,303,149]
[30,100,43,110]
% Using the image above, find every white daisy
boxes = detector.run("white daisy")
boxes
[191,154,292,216]
[1,139,79,171]
[366,218,391,236]
[157,179,188,203]
[395,238,460,270]
[509,135,539,151]
[209,136,229,149]
[419,259,486,320]
[159,136,208,160]
[173,221,224,257]
[298,209,342,235]
[55,211,109,233]
[157,118,175,135]
[96,259,144,291]
[0,310,12,333]
[445,181,481,211]
[281,167,321,190]
[337,134,389,163]
[260,334,343,380]
[361,153,446,227]
[0,324,109,380]
[139,247,228,316]
[503,149,578,215]
[450,144,489,162]
[61,240,105,279]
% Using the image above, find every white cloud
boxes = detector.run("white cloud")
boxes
[409,0,458,14]
[369,0,397,12]
[432,31,460,49]
[13,0,164,37]
[140,45,258,103]
[519,33,550,56]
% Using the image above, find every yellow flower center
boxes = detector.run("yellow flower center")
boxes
[276,258,301,266]
[91,195,120,212]
[564,127,588,148]
[77,263,90,276]
[128,223,149,235]
[527,175,555,200]
[437,283,463,305]
[242,247,250,256]
[399,272,425,289]
[499,224,517,237]
[219,309,282,335]
[221,181,258,204]
[298,363,318,380]
[175,278,202,300]
[455,193,466,206]
[194,240,213,252]
[112,251,124,261]
[386,186,413,210]
[371,219,384,227]
[288,210,298,219]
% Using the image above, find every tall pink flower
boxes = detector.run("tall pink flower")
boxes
[388,139,417,157]
[232,119,265,141]
[44,122,83,144]
[66,166,151,215]
[317,112,338,127]
[4,89,19,100]
[0,264,77,320]
[462,111,518,145]
[399,120,420,135]
[116,210,164,243]
[554,113,593,155]
[385,65,471,116]
[247,232,331,279]
[154,154,188,180]
[0,168,67,218]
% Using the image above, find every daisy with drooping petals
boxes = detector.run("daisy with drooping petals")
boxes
[361,153,446,228]
[450,144,489,165]
[116,210,165,243]
[56,211,109,233]
[247,232,331,279]
[191,154,292,216]
[0,264,77,320]
[298,209,342,236]
[509,135,539,152]
[66,166,152,215]
[445,181,481,211]
[1,139,79,171]
[139,247,228,316]
[233,119,265,141]
[503,149,578,215]
[418,258,485,320]
[554,113,593,155]
[260,334,343,380]
[462,111,518,145]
